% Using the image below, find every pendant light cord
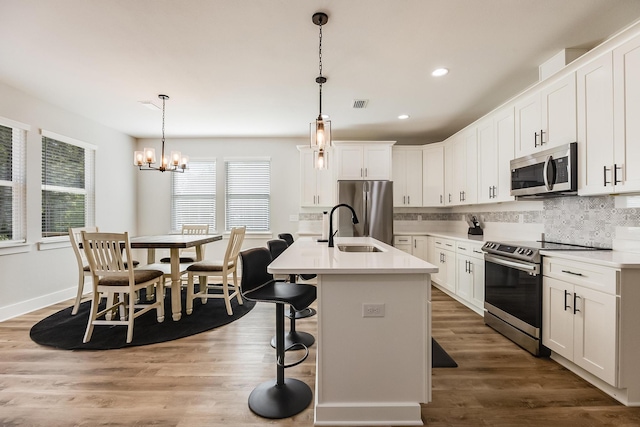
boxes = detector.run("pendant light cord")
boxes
[318,21,323,116]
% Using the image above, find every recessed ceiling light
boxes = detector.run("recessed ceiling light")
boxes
[398,114,410,120]
[431,68,449,77]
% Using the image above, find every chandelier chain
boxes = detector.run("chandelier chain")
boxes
[318,23,323,78]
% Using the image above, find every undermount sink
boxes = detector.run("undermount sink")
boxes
[337,244,383,253]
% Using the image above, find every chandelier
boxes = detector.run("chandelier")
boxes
[134,94,188,172]
[310,12,331,170]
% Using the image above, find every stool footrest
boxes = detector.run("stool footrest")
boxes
[278,343,309,368]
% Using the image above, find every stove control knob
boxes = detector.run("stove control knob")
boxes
[526,249,533,255]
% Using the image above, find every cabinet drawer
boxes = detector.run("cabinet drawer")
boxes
[394,236,413,245]
[456,241,485,260]
[543,257,618,295]
[433,238,455,251]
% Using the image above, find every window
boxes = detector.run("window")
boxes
[0,118,27,244]
[225,158,270,232]
[41,131,95,238]
[171,159,216,232]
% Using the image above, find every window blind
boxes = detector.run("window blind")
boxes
[41,134,95,238]
[225,159,270,232]
[171,160,216,232]
[0,120,27,244]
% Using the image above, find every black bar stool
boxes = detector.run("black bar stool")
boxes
[267,239,315,350]
[239,247,316,419]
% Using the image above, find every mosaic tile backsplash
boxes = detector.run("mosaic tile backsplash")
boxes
[393,195,640,249]
[302,195,640,248]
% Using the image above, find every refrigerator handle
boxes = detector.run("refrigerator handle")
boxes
[363,181,370,236]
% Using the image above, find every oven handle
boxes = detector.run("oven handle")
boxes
[485,253,539,275]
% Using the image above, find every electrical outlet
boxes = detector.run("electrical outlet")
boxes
[417,215,422,221]
[362,303,385,318]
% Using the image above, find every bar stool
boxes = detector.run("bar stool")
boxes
[277,233,317,320]
[267,239,315,350]
[239,247,315,418]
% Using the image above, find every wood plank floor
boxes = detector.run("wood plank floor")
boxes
[1,287,640,426]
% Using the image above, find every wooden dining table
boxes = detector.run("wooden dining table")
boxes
[130,234,222,321]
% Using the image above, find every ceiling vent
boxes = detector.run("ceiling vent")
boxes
[352,99,369,109]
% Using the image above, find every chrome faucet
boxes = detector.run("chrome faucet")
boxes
[328,204,359,247]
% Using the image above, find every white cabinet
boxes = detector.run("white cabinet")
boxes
[334,141,394,180]
[299,147,335,207]
[455,241,485,312]
[447,129,478,205]
[428,237,456,293]
[515,73,577,157]
[542,257,618,386]
[392,147,422,207]
[394,235,428,261]
[422,143,445,207]
[577,52,616,195]
[478,107,515,203]
[613,35,640,193]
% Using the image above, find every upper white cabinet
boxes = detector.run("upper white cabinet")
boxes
[577,52,616,195]
[422,143,445,207]
[298,146,336,207]
[613,35,640,193]
[448,128,478,205]
[578,34,640,196]
[478,106,515,204]
[334,141,394,180]
[515,73,577,157]
[392,147,422,207]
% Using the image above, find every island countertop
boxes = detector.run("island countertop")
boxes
[267,236,438,275]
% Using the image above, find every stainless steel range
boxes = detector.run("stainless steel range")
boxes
[482,240,606,356]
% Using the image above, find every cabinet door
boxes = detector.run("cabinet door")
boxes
[422,144,444,207]
[542,277,574,360]
[444,141,455,205]
[394,235,412,254]
[573,285,618,386]
[364,145,392,180]
[336,145,364,180]
[456,254,473,303]
[469,256,485,311]
[462,128,478,205]
[300,150,318,206]
[578,53,615,195]
[541,73,577,149]
[405,152,423,206]
[515,92,541,157]
[442,250,457,293]
[477,118,496,203]
[614,36,640,193]
[494,106,515,202]
[316,166,335,207]
[413,236,428,261]
[392,150,407,206]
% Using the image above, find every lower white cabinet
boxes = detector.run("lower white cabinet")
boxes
[428,237,456,293]
[455,241,485,313]
[393,235,428,261]
[542,257,618,386]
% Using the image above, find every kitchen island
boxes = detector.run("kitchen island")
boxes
[268,236,438,426]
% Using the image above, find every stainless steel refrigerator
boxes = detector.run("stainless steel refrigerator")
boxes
[336,180,394,245]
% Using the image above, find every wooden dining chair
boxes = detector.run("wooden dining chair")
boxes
[69,226,98,315]
[160,224,209,263]
[185,226,246,315]
[81,231,165,343]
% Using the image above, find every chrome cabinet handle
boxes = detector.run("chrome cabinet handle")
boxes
[440,194,443,204]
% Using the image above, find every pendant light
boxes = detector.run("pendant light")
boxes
[134,94,188,172]
[310,12,331,169]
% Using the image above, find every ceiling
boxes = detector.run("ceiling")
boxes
[2,0,640,145]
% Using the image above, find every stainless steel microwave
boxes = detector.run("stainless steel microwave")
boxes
[510,142,577,198]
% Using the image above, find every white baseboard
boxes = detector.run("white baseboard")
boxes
[0,287,76,322]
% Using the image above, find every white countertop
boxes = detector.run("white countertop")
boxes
[268,236,438,275]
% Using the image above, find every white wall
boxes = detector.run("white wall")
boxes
[0,82,137,320]
[134,136,305,261]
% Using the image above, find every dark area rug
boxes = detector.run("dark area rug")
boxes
[30,287,255,350]
[432,338,457,368]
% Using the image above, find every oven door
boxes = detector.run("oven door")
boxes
[484,253,542,333]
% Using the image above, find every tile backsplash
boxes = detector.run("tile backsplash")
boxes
[301,195,640,249]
